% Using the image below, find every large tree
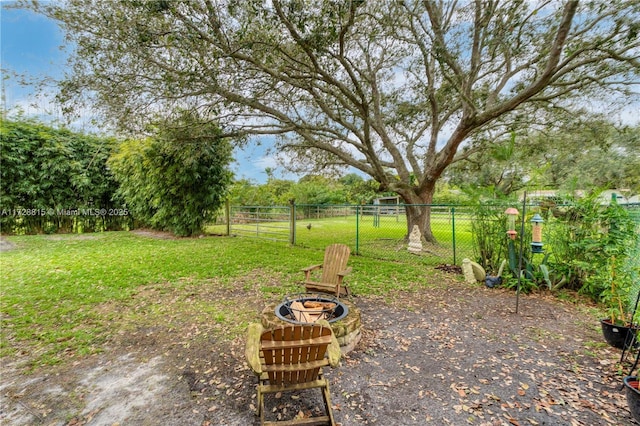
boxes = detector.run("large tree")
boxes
[446,121,640,197]
[36,0,639,241]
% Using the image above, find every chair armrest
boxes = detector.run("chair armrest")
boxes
[245,323,264,375]
[317,320,341,368]
[302,264,323,272]
[337,267,352,278]
[302,264,323,281]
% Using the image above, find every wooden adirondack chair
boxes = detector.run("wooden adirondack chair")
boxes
[245,321,341,426]
[302,244,352,297]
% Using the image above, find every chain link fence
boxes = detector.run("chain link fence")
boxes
[293,204,474,265]
[211,202,477,265]
[225,205,292,242]
[210,200,640,268]
[627,203,640,223]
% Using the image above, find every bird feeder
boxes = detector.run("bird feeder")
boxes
[531,213,544,253]
[505,208,519,240]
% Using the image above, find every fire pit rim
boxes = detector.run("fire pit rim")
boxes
[275,293,350,324]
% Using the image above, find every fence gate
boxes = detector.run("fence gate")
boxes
[228,205,292,243]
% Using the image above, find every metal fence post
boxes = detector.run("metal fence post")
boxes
[256,207,260,236]
[225,199,231,236]
[451,206,456,265]
[289,199,296,245]
[355,204,360,255]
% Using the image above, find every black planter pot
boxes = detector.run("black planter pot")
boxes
[600,319,639,349]
[624,376,640,422]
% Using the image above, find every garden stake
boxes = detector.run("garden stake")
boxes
[623,289,640,371]
[515,192,527,314]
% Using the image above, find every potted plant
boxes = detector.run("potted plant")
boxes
[578,198,640,350]
[599,255,638,350]
[623,376,640,423]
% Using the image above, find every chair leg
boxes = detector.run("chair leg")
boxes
[257,386,265,425]
[321,381,336,426]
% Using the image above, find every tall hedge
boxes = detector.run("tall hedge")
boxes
[108,113,233,236]
[0,119,126,234]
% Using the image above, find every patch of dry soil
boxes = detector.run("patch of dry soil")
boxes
[0,238,16,252]
[1,281,638,426]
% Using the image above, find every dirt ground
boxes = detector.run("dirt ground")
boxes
[1,273,638,426]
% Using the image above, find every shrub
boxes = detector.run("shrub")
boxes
[108,112,233,236]
[470,201,509,273]
[546,192,639,304]
[0,119,125,234]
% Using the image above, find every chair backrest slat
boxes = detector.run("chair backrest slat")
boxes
[261,324,332,385]
[261,335,332,350]
[320,244,350,285]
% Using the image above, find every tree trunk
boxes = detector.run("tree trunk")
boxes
[399,185,437,243]
[405,204,436,243]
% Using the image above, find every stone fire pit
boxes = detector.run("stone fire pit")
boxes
[261,294,362,354]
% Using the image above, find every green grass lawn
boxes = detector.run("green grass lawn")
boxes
[1,231,450,367]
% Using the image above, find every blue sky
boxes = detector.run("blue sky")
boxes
[0,2,280,183]
[1,2,66,115]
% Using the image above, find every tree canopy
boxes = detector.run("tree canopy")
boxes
[446,122,640,198]
[37,0,640,240]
